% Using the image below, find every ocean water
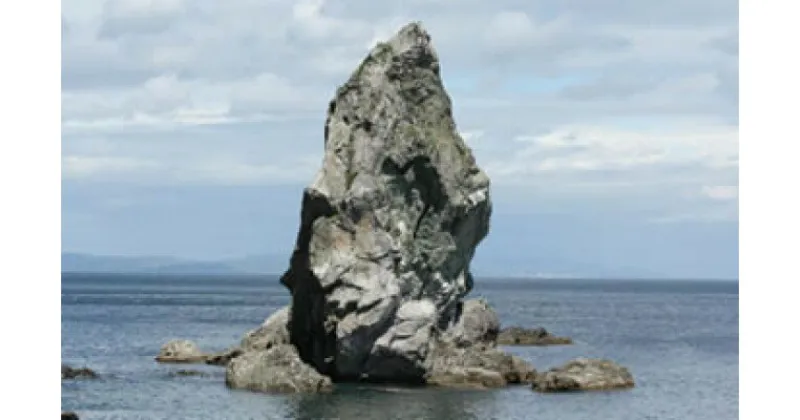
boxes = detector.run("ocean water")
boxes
[61,273,739,420]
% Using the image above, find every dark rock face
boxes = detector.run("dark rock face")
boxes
[204,348,244,366]
[280,21,492,383]
[61,365,97,380]
[532,358,635,392]
[225,345,334,394]
[497,327,573,346]
[61,412,79,420]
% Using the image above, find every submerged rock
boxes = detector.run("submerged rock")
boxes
[532,358,635,392]
[61,365,97,380]
[497,327,573,346]
[168,369,210,378]
[280,21,492,383]
[225,345,334,394]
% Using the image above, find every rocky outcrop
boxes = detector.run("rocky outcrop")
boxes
[155,339,242,365]
[440,298,500,348]
[61,412,79,420]
[280,21,492,384]
[240,306,291,351]
[497,327,573,346]
[62,365,97,380]
[427,343,536,388]
[155,340,207,363]
[531,358,635,392]
[225,345,334,394]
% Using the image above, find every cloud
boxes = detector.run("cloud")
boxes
[702,185,738,201]
[61,0,738,222]
[63,155,160,179]
[482,123,737,187]
[62,153,320,186]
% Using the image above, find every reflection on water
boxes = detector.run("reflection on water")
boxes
[279,385,498,420]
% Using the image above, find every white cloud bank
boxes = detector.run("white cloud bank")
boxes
[61,0,738,221]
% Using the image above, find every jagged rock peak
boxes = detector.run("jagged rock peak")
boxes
[281,21,492,383]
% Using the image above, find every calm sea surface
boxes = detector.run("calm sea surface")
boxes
[62,273,738,420]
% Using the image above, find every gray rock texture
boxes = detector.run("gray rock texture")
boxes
[441,298,500,348]
[61,365,98,380]
[225,345,334,394]
[240,306,291,351]
[280,21,492,383]
[532,358,635,392]
[497,326,573,346]
[155,340,206,363]
[155,339,241,365]
[427,344,536,388]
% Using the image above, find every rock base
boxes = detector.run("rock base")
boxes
[225,345,333,394]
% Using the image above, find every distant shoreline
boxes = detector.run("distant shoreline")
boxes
[60,271,739,283]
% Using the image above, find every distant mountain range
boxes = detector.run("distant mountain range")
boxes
[62,251,665,279]
[61,252,290,275]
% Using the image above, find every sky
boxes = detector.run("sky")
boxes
[61,0,739,279]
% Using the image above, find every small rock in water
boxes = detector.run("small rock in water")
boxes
[155,339,242,365]
[61,412,79,420]
[61,365,97,380]
[155,339,207,363]
[532,358,635,392]
[497,326,573,346]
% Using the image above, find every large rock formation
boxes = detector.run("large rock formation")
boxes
[280,21,492,383]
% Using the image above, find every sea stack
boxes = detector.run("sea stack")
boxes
[281,21,494,383]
